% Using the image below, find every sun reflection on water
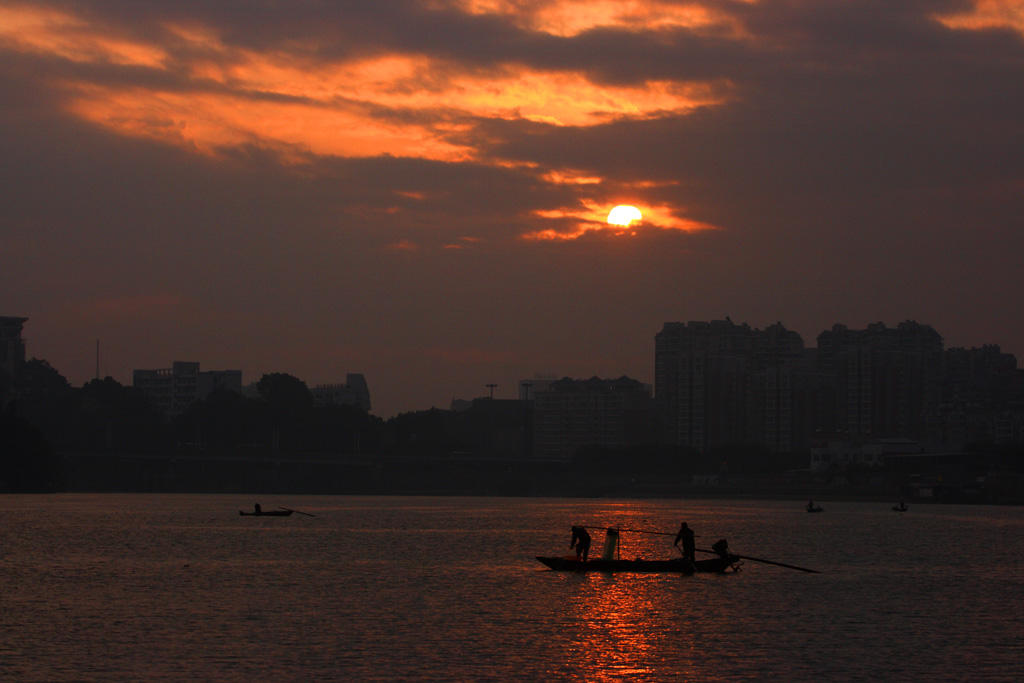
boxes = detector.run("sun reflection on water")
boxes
[556,572,709,682]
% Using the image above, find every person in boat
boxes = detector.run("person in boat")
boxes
[570,525,591,562]
[674,522,696,562]
[712,538,730,558]
[806,500,815,511]
[254,503,262,515]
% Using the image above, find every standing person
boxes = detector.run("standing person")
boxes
[570,525,591,562]
[674,522,696,562]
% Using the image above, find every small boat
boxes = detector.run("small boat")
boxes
[806,506,824,513]
[892,504,909,512]
[535,554,740,574]
[239,509,293,517]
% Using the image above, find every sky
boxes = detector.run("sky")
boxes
[3,0,1023,418]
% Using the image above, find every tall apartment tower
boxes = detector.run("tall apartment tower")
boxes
[655,319,754,451]
[753,322,807,452]
[816,321,943,440]
[655,319,806,452]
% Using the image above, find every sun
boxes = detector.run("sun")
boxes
[608,205,642,227]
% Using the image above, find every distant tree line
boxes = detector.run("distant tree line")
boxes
[6,357,1021,494]
[1,359,531,491]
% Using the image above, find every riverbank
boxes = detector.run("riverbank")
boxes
[49,449,1024,505]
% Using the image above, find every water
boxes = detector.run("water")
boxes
[2,494,1022,681]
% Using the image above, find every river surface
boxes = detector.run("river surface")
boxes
[2,494,1022,681]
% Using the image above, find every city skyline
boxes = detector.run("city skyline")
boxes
[6,314,1020,424]
[3,1,1023,419]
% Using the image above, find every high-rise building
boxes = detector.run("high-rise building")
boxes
[751,322,808,452]
[655,319,806,452]
[925,344,1022,446]
[816,321,943,440]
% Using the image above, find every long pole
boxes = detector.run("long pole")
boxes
[581,525,818,572]
[279,506,317,518]
[696,547,819,573]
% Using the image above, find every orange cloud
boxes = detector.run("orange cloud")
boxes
[541,169,604,185]
[935,0,1024,34]
[459,0,747,38]
[0,5,168,67]
[64,84,474,160]
[65,56,727,160]
[2,1,729,244]
[3,3,729,162]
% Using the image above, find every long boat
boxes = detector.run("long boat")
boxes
[239,509,293,517]
[535,554,739,574]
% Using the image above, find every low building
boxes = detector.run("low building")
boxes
[533,376,654,460]
[1,316,28,377]
[810,438,921,471]
[311,374,372,412]
[1,316,29,406]
[133,361,242,417]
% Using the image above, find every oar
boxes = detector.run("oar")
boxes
[696,548,819,573]
[279,506,317,518]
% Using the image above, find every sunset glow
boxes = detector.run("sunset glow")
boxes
[0,0,729,245]
[461,0,742,37]
[4,0,1024,421]
[0,6,168,67]
[1,5,727,165]
[936,0,1024,34]
[523,201,715,241]
[61,65,723,160]
[608,205,642,226]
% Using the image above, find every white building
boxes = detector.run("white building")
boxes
[311,373,371,412]
[133,361,242,417]
[810,438,921,471]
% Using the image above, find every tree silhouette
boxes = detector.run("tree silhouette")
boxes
[0,401,63,491]
[257,373,311,413]
[75,377,164,449]
[172,388,270,450]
